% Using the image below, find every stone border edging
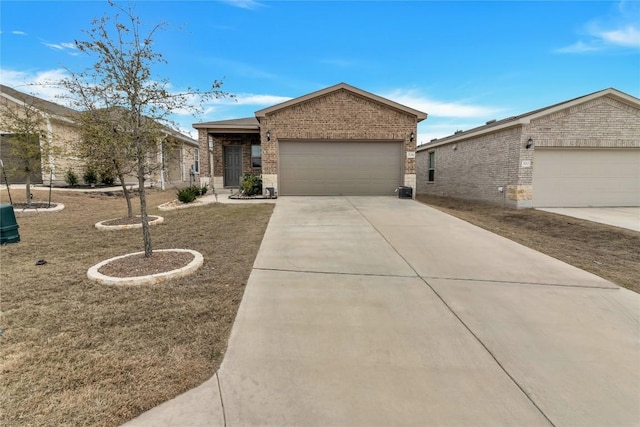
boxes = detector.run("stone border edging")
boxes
[95,215,164,230]
[158,199,206,211]
[14,203,65,214]
[87,249,204,286]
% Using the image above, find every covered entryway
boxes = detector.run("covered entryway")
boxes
[532,148,640,207]
[279,141,403,196]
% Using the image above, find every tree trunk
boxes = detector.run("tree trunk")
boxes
[114,160,133,218]
[25,173,31,207]
[137,160,152,258]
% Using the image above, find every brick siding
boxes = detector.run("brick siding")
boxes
[259,88,418,193]
[416,95,640,208]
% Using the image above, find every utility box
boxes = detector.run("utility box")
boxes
[397,186,413,199]
[0,204,20,244]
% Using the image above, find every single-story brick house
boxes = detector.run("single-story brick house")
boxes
[416,88,640,208]
[0,84,199,187]
[193,83,427,196]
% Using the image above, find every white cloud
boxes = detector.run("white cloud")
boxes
[11,31,28,36]
[556,2,640,53]
[43,42,64,50]
[42,41,79,55]
[234,93,292,105]
[596,25,640,47]
[219,0,264,10]
[555,41,604,54]
[0,68,74,106]
[382,89,502,118]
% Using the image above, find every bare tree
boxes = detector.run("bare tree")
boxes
[61,1,230,257]
[0,92,55,206]
[75,107,138,217]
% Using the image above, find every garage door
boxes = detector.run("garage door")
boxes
[279,141,403,196]
[532,148,640,207]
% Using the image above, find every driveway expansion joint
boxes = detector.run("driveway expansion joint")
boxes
[420,275,621,290]
[254,267,417,279]
[215,372,227,427]
[346,196,556,426]
[420,276,557,427]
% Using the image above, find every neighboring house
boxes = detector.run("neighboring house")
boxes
[0,84,78,185]
[416,88,640,208]
[0,84,199,187]
[194,83,427,196]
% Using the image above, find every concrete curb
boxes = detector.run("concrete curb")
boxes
[95,215,164,230]
[87,249,203,286]
[13,203,65,214]
[158,198,213,211]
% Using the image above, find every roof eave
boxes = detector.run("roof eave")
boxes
[416,120,524,152]
[255,82,427,121]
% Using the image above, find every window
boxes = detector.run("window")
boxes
[193,148,199,173]
[428,151,435,182]
[251,144,262,168]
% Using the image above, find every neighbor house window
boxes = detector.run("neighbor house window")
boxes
[193,148,199,173]
[428,151,435,182]
[251,144,262,168]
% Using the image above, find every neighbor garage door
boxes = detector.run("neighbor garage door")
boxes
[532,148,640,207]
[279,141,403,195]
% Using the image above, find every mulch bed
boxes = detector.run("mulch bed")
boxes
[101,215,159,226]
[98,251,194,278]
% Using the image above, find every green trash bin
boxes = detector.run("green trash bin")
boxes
[0,203,20,244]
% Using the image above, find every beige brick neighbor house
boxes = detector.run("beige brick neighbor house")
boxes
[0,84,199,188]
[194,83,427,196]
[416,88,640,208]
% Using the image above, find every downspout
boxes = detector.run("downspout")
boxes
[159,133,168,191]
[42,113,55,185]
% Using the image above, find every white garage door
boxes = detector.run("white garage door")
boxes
[532,148,640,207]
[279,141,403,196]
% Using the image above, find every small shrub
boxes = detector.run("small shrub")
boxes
[176,185,208,203]
[83,167,98,185]
[65,169,79,186]
[100,172,115,186]
[177,187,198,203]
[240,174,262,196]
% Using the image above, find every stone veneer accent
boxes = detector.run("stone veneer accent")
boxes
[416,95,640,208]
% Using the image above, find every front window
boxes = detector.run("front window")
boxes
[193,148,199,173]
[428,151,435,182]
[251,144,262,168]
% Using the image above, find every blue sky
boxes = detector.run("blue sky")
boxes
[1,0,639,144]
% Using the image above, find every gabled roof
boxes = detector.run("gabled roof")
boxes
[254,82,428,121]
[0,84,76,121]
[192,116,259,131]
[1,85,197,145]
[417,88,640,151]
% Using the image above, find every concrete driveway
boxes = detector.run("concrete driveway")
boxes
[537,207,640,232]
[126,197,640,427]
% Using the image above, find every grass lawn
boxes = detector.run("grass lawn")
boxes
[0,189,274,426]
[417,195,640,293]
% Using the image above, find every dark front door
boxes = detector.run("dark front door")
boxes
[224,145,242,187]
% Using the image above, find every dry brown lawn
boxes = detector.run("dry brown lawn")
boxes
[0,188,274,426]
[416,195,640,293]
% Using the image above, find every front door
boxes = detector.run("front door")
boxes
[224,145,242,187]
